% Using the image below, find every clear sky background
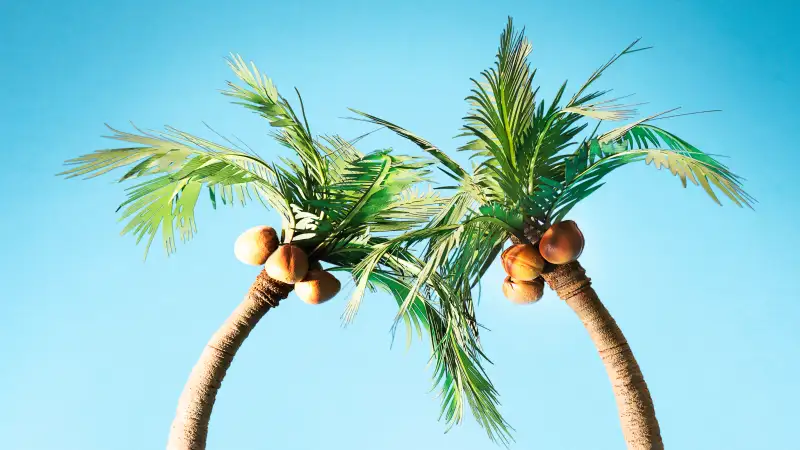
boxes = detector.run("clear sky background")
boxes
[2,1,798,449]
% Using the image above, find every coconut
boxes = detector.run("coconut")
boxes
[538,220,584,264]
[265,244,309,284]
[233,226,279,266]
[502,276,545,304]
[501,243,545,281]
[295,270,341,305]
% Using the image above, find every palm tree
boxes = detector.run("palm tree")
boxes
[59,55,512,449]
[351,18,754,449]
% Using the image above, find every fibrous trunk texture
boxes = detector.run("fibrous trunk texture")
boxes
[166,269,292,450]
[541,261,664,449]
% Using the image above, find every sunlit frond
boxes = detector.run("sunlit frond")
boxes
[543,124,755,223]
[59,125,292,258]
[458,17,539,205]
[223,54,326,189]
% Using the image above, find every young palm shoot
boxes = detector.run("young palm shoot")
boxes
[59,56,505,450]
[353,17,753,449]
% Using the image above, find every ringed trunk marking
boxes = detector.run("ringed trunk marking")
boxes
[166,270,292,450]
[542,261,664,449]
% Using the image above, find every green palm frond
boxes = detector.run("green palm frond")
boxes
[325,228,512,444]
[348,108,469,182]
[341,200,521,445]
[457,18,538,205]
[317,134,365,183]
[412,215,513,444]
[428,303,512,446]
[561,96,639,122]
[542,123,754,223]
[59,125,292,258]
[223,54,326,190]
[300,150,441,254]
[348,110,505,205]
[333,251,514,446]
[389,247,513,445]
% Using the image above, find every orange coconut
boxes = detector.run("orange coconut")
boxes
[538,220,585,265]
[265,244,309,284]
[233,226,279,266]
[501,243,545,281]
[502,276,545,304]
[295,270,341,305]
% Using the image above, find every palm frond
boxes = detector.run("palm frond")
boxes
[223,54,326,190]
[325,228,513,444]
[562,95,640,121]
[59,125,292,258]
[348,109,506,206]
[348,108,469,181]
[564,38,651,109]
[543,124,754,223]
[304,150,440,254]
[333,255,514,446]
[428,302,512,446]
[458,17,538,205]
[385,247,513,445]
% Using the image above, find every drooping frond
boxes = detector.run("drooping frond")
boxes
[389,247,513,445]
[59,125,292,258]
[341,198,525,445]
[427,297,513,446]
[324,230,513,445]
[540,123,755,223]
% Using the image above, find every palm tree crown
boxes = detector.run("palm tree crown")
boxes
[354,17,753,312]
[350,16,754,445]
[59,54,509,445]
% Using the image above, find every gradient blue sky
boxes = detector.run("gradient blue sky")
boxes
[2,1,798,449]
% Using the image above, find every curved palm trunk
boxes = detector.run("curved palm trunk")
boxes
[166,269,292,450]
[540,261,663,449]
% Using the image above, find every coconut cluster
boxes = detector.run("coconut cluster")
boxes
[500,220,585,304]
[233,226,341,305]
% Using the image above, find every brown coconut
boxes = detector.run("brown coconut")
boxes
[233,226,279,266]
[538,220,585,265]
[501,243,545,281]
[502,276,545,305]
[295,270,341,305]
[265,244,309,284]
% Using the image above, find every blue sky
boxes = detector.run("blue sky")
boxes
[2,0,798,449]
